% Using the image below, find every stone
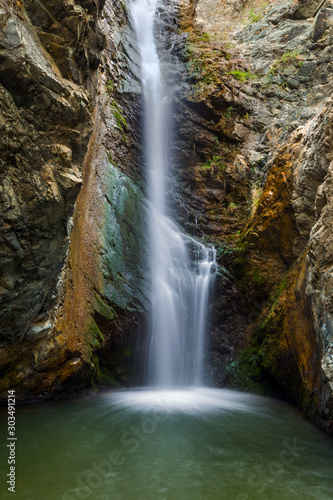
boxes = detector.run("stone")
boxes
[2,18,22,49]
[286,76,300,88]
[312,7,333,43]
[176,0,333,433]
[0,0,104,398]
[288,0,323,20]
[0,0,149,401]
[26,320,52,339]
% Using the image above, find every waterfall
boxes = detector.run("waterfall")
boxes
[131,0,216,387]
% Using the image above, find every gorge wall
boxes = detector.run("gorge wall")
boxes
[0,0,148,400]
[1,0,333,433]
[174,0,333,432]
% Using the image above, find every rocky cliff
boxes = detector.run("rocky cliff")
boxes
[0,0,102,339]
[0,0,148,400]
[174,0,333,432]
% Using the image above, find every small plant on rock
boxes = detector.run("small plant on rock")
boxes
[267,50,303,77]
[226,106,234,119]
[201,155,227,175]
[227,70,257,83]
[248,9,263,23]
[110,101,127,132]
[227,202,237,214]
[106,80,114,94]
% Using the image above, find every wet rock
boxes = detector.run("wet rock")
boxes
[312,6,333,43]
[0,0,136,400]
[0,0,96,343]
[178,0,333,432]
[0,0,149,401]
[288,0,323,20]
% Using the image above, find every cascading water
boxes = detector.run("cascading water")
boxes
[131,0,216,387]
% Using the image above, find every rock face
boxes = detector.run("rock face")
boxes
[0,0,104,398]
[0,0,148,401]
[0,0,101,341]
[293,100,333,421]
[174,0,333,431]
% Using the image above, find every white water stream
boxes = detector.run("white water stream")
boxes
[131,0,216,387]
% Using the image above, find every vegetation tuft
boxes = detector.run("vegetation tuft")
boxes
[227,70,258,82]
[248,8,264,23]
[267,50,304,78]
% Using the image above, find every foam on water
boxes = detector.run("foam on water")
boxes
[103,387,263,414]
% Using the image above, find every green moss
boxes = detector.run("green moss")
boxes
[91,355,100,374]
[257,275,288,338]
[86,316,104,349]
[227,346,272,394]
[122,346,133,358]
[252,267,266,287]
[274,275,288,298]
[110,101,127,131]
[265,50,304,80]
[227,202,237,213]
[238,228,253,246]
[227,269,321,416]
[97,371,118,386]
[226,106,234,119]
[185,30,233,89]
[106,79,114,94]
[248,8,263,23]
[90,354,118,387]
[200,155,227,172]
[227,70,257,82]
[94,292,117,320]
[95,362,118,386]
[227,275,290,394]
[197,32,211,42]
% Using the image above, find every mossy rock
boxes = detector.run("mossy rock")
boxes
[227,346,273,395]
[100,161,149,311]
[86,316,104,349]
[93,292,117,320]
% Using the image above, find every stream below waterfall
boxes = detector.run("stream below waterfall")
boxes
[1,388,333,500]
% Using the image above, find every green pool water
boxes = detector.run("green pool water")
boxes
[1,388,333,500]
